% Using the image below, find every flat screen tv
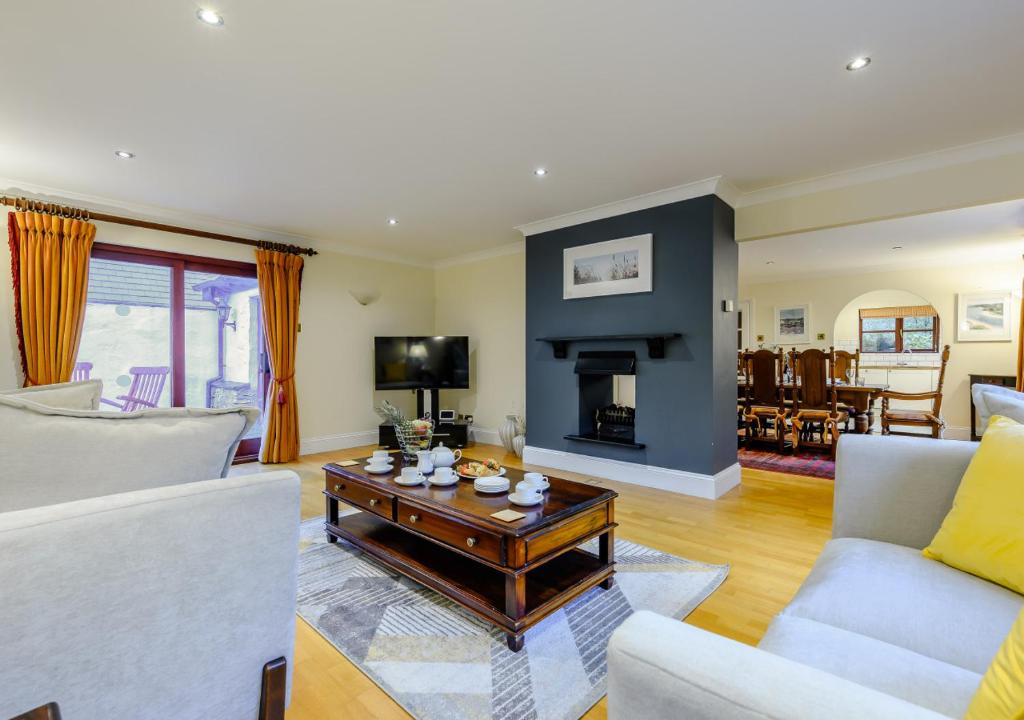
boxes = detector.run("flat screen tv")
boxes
[374,336,470,390]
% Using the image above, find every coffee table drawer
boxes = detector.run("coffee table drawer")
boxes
[327,477,394,520]
[396,500,503,565]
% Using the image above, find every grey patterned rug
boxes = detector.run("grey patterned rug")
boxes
[297,516,728,720]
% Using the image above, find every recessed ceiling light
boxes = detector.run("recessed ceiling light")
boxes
[765,260,775,265]
[387,217,398,226]
[196,8,224,26]
[114,150,135,159]
[846,56,871,71]
[892,245,903,250]
[533,167,548,177]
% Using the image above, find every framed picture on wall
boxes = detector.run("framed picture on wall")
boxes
[956,291,1013,342]
[774,304,810,344]
[563,234,653,300]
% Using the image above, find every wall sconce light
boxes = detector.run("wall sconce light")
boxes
[348,289,381,306]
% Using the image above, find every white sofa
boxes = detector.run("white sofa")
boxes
[607,434,1024,720]
[0,389,302,720]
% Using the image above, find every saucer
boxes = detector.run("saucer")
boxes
[508,492,543,506]
[368,457,395,464]
[519,479,550,491]
[429,475,459,487]
[394,474,426,486]
[364,464,393,475]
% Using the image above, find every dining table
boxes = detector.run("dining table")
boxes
[737,377,888,433]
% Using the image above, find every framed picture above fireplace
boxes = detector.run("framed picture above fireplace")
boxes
[563,234,653,300]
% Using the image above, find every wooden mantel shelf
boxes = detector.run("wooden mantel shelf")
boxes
[536,333,682,359]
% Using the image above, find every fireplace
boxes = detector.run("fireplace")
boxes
[565,351,644,448]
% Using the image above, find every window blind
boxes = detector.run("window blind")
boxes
[859,305,937,319]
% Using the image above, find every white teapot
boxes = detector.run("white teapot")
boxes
[430,442,462,469]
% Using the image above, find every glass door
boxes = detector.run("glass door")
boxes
[79,244,266,461]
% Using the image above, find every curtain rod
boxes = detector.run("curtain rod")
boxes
[1,195,318,257]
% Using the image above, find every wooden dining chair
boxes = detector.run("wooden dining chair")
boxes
[831,349,860,431]
[789,347,843,459]
[880,345,951,438]
[740,349,789,453]
[100,366,170,412]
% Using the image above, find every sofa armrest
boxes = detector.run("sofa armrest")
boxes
[607,611,953,720]
[0,471,301,720]
[833,434,975,548]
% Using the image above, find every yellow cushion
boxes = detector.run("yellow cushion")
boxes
[923,415,1024,595]
[965,608,1024,720]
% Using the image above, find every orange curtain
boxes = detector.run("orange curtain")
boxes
[8,211,96,386]
[256,248,303,463]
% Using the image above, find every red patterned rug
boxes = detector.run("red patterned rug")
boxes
[738,447,835,480]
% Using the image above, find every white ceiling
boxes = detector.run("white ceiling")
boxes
[2,1,1024,261]
[739,199,1024,283]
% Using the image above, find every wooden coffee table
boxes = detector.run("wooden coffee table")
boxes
[323,457,617,651]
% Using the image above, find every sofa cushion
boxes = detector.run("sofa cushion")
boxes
[972,384,1024,431]
[760,614,980,717]
[0,395,259,513]
[1,379,103,410]
[965,607,1024,720]
[780,538,1023,674]
[923,415,1024,595]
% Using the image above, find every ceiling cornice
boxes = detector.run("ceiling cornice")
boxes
[514,176,734,237]
[734,131,1024,208]
[0,176,432,268]
[433,240,524,269]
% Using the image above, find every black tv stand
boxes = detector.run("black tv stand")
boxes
[415,388,440,419]
[378,420,470,449]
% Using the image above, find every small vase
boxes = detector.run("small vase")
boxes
[499,414,519,452]
[512,434,526,458]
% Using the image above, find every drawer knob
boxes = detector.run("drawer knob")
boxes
[369,498,379,507]
[466,537,477,548]
[334,484,345,492]
[409,514,420,524]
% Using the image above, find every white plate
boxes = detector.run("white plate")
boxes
[508,492,544,506]
[368,457,395,464]
[457,467,506,480]
[364,464,394,475]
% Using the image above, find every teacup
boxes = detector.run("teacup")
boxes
[371,450,392,464]
[514,481,543,500]
[433,467,457,484]
[521,472,549,490]
[400,467,425,483]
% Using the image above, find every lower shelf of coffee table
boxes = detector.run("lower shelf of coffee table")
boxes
[326,511,612,632]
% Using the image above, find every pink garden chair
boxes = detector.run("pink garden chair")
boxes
[100,366,170,412]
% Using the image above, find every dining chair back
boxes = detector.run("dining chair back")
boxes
[832,349,860,383]
[740,349,788,452]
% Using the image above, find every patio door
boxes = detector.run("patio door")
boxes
[79,243,267,461]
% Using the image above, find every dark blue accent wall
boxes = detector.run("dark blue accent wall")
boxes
[525,194,737,476]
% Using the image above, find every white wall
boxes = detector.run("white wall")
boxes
[0,218,436,454]
[740,261,1022,436]
[433,249,525,441]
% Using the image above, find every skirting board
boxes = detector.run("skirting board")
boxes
[470,426,500,446]
[300,430,379,456]
[522,445,741,500]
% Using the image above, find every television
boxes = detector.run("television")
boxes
[374,336,470,390]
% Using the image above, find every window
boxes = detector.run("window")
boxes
[78,244,266,460]
[859,306,939,353]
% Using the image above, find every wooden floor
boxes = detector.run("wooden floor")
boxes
[240,443,834,720]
